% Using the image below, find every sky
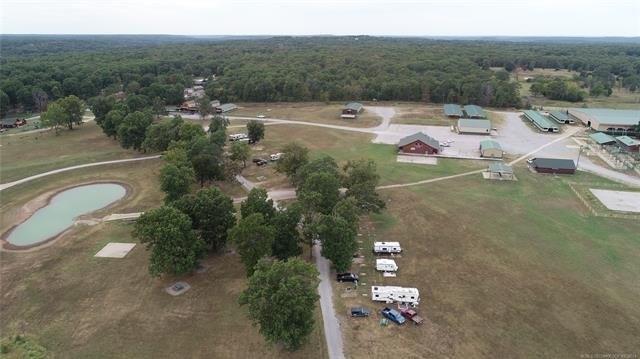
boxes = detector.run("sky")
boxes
[1,0,639,37]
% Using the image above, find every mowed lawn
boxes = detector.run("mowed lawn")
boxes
[231,102,382,128]
[0,121,143,183]
[337,167,640,358]
[229,124,485,187]
[0,220,327,358]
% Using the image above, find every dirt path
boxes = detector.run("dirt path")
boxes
[313,242,345,359]
[0,155,161,191]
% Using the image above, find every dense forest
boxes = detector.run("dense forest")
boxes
[1,36,639,115]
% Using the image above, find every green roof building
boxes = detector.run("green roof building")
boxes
[548,111,574,124]
[523,110,559,133]
[463,105,486,118]
[444,104,463,117]
[616,136,640,152]
[589,132,617,145]
[568,108,640,132]
[479,139,503,158]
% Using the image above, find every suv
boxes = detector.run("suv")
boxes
[381,307,406,325]
[350,307,370,317]
[336,273,358,282]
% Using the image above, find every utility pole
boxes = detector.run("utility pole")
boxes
[576,145,585,168]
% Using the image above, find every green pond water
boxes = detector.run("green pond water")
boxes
[6,183,126,247]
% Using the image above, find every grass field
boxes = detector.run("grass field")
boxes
[232,102,382,128]
[0,220,327,358]
[0,121,144,182]
[391,104,452,126]
[335,166,640,358]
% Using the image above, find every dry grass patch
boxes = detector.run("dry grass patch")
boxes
[391,104,452,126]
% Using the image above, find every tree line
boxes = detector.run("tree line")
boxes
[3,36,639,116]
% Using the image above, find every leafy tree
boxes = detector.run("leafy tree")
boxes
[179,122,206,143]
[197,95,211,120]
[164,142,190,166]
[246,120,265,143]
[342,159,385,213]
[276,142,309,179]
[208,114,230,133]
[272,205,303,260]
[152,97,166,119]
[172,187,236,251]
[0,90,10,117]
[101,109,126,138]
[40,101,66,134]
[125,94,149,112]
[88,95,115,125]
[240,188,275,221]
[133,206,204,276]
[188,137,225,186]
[160,163,195,203]
[239,258,319,351]
[228,213,275,276]
[230,141,250,168]
[295,156,340,189]
[57,95,85,130]
[117,111,153,150]
[142,116,184,152]
[298,172,341,215]
[316,213,358,272]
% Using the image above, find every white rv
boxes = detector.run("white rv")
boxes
[373,241,402,254]
[371,286,420,306]
[376,259,398,272]
[229,133,248,141]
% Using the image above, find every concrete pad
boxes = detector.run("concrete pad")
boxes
[590,189,640,213]
[166,281,191,296]
[397,155,438,165]
[94,243,136,258]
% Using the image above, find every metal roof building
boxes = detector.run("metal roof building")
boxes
[548,111,575,124]
[444,104,464,117]
[568,108,640,132]
[457,118,491,134]
[342,102,364,118]
[616,136,640,152]
[531,158,576,174]
[487,162,514,180]
[216,103,237,113]
[523,110,559,132]
[479,139,503,158]
[589,132,617,145]
[463,105,486,118]
[397,132,441,155]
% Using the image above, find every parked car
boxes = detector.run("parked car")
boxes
[270,153,284,161]
[381,307,406,325]
[336,273,359,282]
[527,157,536,164]
[350,307,370,317]
[256,114,266,118]
[255,159,268,166]
[400,307,424,326]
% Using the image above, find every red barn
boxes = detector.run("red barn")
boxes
[398,132,441,155]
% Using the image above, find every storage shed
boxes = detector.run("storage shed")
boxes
[397,132,441,155]
[444,104,463,118]
[458,119,491,134]
[589,132,617,145]
[479,139,503,158]
[463,105,486,118]
[616,136,640,152]
[341,102,364,119]
[531,158,576,174]
[487,162,514,180]
[215,103,237,113]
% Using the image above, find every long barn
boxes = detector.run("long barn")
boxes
[523,110,559,132]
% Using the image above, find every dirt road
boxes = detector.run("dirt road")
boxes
[313,243,345,359]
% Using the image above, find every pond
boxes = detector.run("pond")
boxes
[5,183,127,247]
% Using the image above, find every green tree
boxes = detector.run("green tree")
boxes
[117,111,153,150]
[230,141,251,168]
[160,163,195,203]
[276,142,309,179]
[228,213,275,276]
[0,90,10,118]
[142,116,184,152]
[239,258,319,351]
[88,95,115,125]
[197,95,211,120]
[317,213,358,272]
[172,187,237,251]
[298,172,341,215]
[102,109,125,138]
[164,142,190,166]
[40,101,66,134]
[295,156,340,189]
[152,97,166,119]
[179,122,207,143]
[58,95,85,130]
[240,188,275,221]
[188,137,225,186]
[272,205,303,260]
[246,120,265,143]
[208,114,230,147]
[342,159,385,213]
[133,206,204,276]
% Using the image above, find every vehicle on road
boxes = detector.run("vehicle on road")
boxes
[350,307,370,317]
[336,273,359,282]
[254,158,268,166]
[257,114,266,118]
[400,307,424,325]
[229,133,248,141]
[381,307,406,325]
[527,157,536,164]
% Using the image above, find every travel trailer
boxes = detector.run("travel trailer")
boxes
[376,259,398,272]
[371,286,420,306]
[373,241,402,254]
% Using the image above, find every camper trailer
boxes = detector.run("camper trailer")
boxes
[373,241,402,254]
[229,133,248,142]
[371,286,420,306]
[376,259,398,272]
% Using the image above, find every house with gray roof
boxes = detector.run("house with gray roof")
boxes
[398,132,441,155]
[341,102,364,119]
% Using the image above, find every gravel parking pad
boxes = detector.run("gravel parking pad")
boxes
[590,189,640,213]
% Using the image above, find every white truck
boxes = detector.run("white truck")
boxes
[371,286,420,306]
[376,259,398,272]
[373,241,402,254]
[269,153,284,161]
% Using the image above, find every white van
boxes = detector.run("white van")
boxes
[373,241,402,254]
[376,259,398,272]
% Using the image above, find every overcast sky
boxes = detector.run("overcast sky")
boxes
[1,0,639,37]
